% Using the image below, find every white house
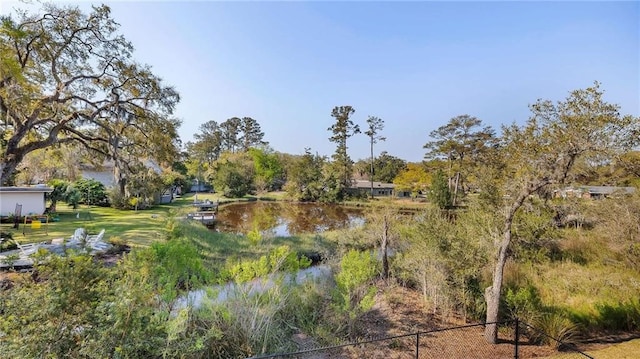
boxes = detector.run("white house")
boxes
[80,159,175,204]
[0,185,53,217]
[80,159,164,188]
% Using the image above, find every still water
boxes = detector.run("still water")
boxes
[213,201,365,237]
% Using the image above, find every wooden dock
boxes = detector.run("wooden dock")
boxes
[186,211,216,226]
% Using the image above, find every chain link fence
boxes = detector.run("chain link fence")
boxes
[247,320,594,359]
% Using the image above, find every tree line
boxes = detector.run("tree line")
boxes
[3,4,638,209]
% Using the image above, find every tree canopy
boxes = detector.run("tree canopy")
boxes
[483,82,639,343]
[0,4,180,185]
[328,105,360,197]
[365,116,385,197]
[423,115,496,204]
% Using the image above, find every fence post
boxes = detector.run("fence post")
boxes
[514,318,520,359]
[415,332,419,359]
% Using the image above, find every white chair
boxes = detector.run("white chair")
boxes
[87,229,110,253]
[16,242,40,257]
[89,241,111,253]
[67,228,86,246]
[86,229,105,244]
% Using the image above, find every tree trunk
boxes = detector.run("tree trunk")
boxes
[484,228,511,343]
[1,131,29,186]
[484,188,535,343]
[113,162,127,197]
[0,162,17,185]
[381,214,389,279]
[452,172,460,206]
[370,138,375,199]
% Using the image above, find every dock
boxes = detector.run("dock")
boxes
[186,211,216,226]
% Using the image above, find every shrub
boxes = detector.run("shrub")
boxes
[429,169,452,209]
[594,299,640,332]
[107,186,127,209]
[224,245,311,283]
[72,178,109,206]
[0,237,17,252]
[247,227,262,247]
[331,249,378,338]
[528,312,579,349]
[504,285,543,323]
[148,239,211,300]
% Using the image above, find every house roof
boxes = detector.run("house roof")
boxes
[580,186,636,195]
[350,180,395,189]
[0,185,53,193]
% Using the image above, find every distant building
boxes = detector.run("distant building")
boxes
[348,180,396,197]
[80,159,175,204]
[0,185,53,217]
[80,159,163,188]
[554,186,636,200]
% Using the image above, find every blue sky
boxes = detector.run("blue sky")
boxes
[2,1,639,162]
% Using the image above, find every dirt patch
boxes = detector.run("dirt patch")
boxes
[93,245,130,267]
[308,282,593,358]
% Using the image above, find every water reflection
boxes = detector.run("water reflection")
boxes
[214,202,365,236]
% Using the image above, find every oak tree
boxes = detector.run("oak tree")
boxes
[0,4,180,185]
[372,151,407,184]
[483,82,638,343]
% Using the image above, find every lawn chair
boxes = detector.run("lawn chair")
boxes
[86,229,105,242]
[68,228,86,244]
[89,241,111,253]
[87,229,109,253]
[15,242,40,258]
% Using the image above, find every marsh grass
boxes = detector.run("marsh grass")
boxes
[508,235,640,336]
[174,218,335,270]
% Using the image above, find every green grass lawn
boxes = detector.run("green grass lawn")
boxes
[1,197,192,247]
[0,192,250,247]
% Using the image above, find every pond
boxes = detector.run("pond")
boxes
[213,201,365,237]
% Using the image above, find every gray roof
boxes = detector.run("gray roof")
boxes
[0,185,53,193]
[350,180,395,189]
[580,186,636,195]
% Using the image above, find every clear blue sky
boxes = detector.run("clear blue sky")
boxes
[2,1,639,162]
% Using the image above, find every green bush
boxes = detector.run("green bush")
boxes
[331,249,378,338]
[147,239,212,301]
[224,245,311,283]
[0,232,16,251]
[528,311,579,349]
[72,178,109,206]
[593,300,640,332]
[504,285,543,323]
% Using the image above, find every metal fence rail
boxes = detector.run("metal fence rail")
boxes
[246,320,594,359]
